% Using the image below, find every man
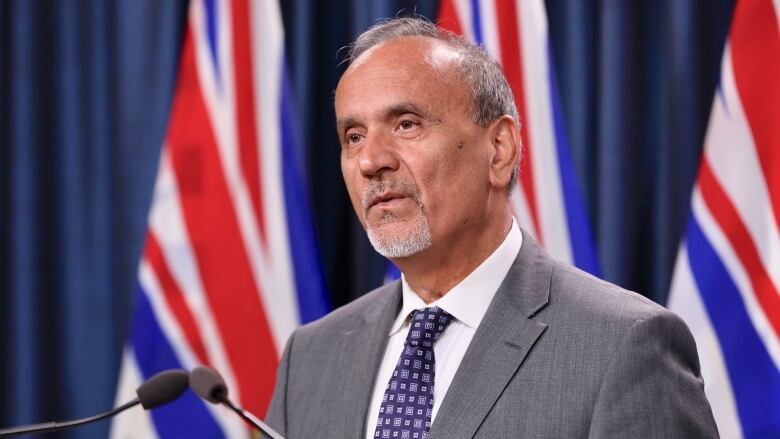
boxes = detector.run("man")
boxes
[266,17,718,438]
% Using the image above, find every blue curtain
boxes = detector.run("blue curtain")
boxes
[546,0,734,304]
[0,0,733,437]
[0,0,187,436]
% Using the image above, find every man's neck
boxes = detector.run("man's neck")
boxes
[394,212,513,303]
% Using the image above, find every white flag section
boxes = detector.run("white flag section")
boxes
[438,0,599,275]
[110,0,329,437]
[668,0,780,437]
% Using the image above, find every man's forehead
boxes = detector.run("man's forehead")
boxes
[345,36,462,76]
[335,37,470,124]
[427,43,464,69]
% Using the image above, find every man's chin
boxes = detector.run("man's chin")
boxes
[365,219,432,259]
[369,215,409,229]
[365,207,410,225]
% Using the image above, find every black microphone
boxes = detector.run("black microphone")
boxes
[0,369,190,437]
[190,366,284,439]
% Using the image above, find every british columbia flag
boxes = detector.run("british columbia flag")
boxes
[667,0,780,437]
[436,0,599,274]
[110,0,329,437]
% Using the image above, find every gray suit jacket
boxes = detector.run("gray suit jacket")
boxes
[265,232,718,438]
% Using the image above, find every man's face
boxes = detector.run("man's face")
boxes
[335,38,493,260]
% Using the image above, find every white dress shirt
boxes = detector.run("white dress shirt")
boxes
[365,218,523,438]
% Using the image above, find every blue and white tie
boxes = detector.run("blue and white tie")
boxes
[374,306,454,439]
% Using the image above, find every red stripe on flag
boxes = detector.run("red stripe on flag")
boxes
[230,0,267,243]
[729,0,780,233]
[699,158,780,339]
[166,28,278,416]
[144,232,211,366]
[437,0,464,35]
[494,0,543,241]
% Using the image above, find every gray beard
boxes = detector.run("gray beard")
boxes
[362,178,433,258]
[366,208,432,258]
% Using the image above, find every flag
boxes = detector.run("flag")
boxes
[110,0,329,437]
[435,0,599,273]
[667,0,780,437]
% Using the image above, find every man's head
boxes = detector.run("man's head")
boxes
[336,17,520,262]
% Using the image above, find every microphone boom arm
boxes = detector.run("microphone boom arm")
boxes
[0,369,189,437]
[221,399,284,439]
[0,399,140,437]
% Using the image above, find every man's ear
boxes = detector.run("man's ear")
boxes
[487,115,519,190]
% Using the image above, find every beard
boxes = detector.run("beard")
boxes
[361,178,432,258]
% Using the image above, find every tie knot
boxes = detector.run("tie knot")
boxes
[406,306,454,347]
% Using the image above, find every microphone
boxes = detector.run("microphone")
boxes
[0,369,189,437]
[136,369,190,409]
[190,366,284,439]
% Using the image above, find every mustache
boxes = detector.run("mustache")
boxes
[361,178,422,215]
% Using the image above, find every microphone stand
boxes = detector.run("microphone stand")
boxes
[0,399,140,437]
[220,399,284,439]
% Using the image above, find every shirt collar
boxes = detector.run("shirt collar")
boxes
[390,217,523,335]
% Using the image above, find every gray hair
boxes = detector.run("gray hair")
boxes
[346,17,521,189]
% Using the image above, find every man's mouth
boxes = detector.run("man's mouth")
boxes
[368,192,407,210]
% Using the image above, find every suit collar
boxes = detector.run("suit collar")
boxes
[429,230,552,438]
[338,281,402,438]
[506,229,552,317]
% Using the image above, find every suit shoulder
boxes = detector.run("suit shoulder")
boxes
[537,260,701,380]
[545,261,680,327]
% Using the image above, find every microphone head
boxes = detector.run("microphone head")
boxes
[136,369,190,410]
[190,366,229,404]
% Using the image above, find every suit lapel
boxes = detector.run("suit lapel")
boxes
[429,232,553,439]
[336,283,402,438]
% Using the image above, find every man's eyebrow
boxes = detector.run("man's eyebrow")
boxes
[382,102,429,120]
[336,103,429,131]
[336,116,361,131]
[384,103,426,119]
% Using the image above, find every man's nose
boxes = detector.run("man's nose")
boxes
[357,130,400,177]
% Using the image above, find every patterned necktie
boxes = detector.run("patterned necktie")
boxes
[374,306,455,439]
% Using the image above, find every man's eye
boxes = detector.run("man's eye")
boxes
[398,120,417,130]
[346,133,363,144]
